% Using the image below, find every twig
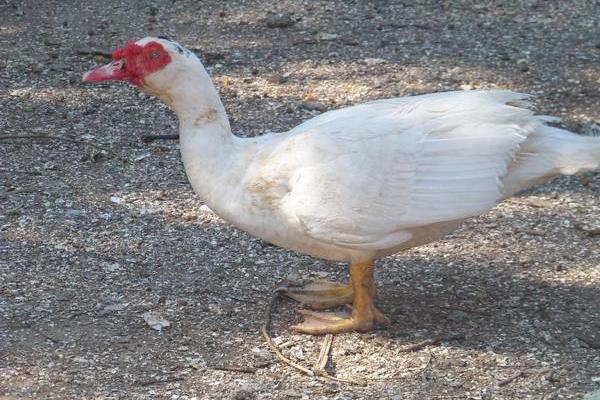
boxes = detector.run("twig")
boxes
[207,289,257,305]
[39,332,61,344]
[314,334,333,375]
[141,134,179,142]
[261,286,367,386]
[209,364,256,373]
[75,48,112,57]
[418,351,433,373]
[438,305,491,316]
[397,333,464,353]
[504,198,546,208]
[261,287,315,376]
[576,335,600,349]
[497,371,524,387]
[0,134,132,164]
[0,186,37,198]
[136,376,185,386]
[0,168,42,175]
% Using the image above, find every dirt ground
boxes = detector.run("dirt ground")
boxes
[1,1,599,399]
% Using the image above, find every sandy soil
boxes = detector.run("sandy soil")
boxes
[1,1,599,399]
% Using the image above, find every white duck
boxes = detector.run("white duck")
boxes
[84,37,600,334]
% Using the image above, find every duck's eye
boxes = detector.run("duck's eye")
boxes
[149,50,161,59]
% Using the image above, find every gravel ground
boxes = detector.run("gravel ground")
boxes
[1,1,599,399]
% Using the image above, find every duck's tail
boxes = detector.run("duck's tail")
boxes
[502,125,600,195]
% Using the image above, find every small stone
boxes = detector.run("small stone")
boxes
[285,273,303,285]
[143,311,171,332]
[199,204,213,214]
[110,196,125,204]
[112,335,131,343]
[99,303,128,316]
[30,64,44,74]
[232,385,256,400]
[499,52,511,61]
[267,74,288,84]
[279,390,302,398]
[272,336,284,346]
[251,347,272,361]
[65,209,85,218]
[43,39,61,47]
[517,59,529,72]
[342,37,359,46]
[301,101,327,112]
[289,345,305,360]
[314,271,330,278]
[91,151,108,162]
[575,222,600,237]
[264,12,295,28]
[319,33,339,41]
[134,153,151,162]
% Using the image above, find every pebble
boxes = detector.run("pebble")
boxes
[363,57,386,65]
[267,74,288,84]
[289,345,305,360]
[517,58,530,72]
[232,384,257,400]
[110,196,125,204]
[142,311,171,332]
[65,210,85,217]
[264,12,295,29]
[319,33,339,41]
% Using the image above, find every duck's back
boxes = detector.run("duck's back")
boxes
[239,90,599,259]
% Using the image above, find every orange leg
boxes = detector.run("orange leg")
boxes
[286,260,388,335]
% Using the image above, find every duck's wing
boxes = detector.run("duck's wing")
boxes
[278,90,549,250]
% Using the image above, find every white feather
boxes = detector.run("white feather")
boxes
[139,43,600,263]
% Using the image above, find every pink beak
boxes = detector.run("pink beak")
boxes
[82,60,126,82]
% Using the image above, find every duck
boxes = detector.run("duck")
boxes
[83,37,600,335]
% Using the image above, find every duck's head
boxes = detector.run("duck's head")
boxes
[83,36,202,98]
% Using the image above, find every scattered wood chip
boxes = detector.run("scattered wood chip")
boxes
[314,334,333,375]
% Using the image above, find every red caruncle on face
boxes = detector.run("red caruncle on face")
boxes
[110,41,172,86]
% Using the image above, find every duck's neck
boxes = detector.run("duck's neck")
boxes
[165,68,244,217]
